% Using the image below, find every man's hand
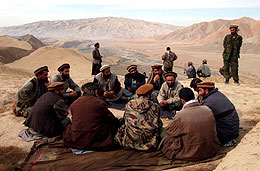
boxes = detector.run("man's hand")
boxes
[109,91,115,96]
[69,91,78,97]
[103,91,109,97]
[153,74,160,82]
[160,100,168,107]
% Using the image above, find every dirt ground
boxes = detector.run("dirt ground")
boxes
[0,62,260,170]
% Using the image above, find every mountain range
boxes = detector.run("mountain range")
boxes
[0,17,180,40]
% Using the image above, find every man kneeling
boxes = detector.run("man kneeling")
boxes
[159,88,219,161]
[63,82,119,150]
[114,84,162,151]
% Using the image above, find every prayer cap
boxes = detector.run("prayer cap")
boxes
[151,64,162,69]
[58,63,70,71]
[48,82,64,91]
[197,82,215,89]
[34,66,49,75]
[100,65,110,72]
[136,84,154,96]
[127,65,137,71]
[164,71,177,78]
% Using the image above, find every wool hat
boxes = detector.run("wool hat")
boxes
[164,71,177,78]
[58,63,70,71]
[151,64,162,69]
[136,84,154,96]
[197,82,215,89]
[94,42,100,47]
[48,82,64,91]
[100,65,110,72]
[127,65,137,71]
[34,66,49,75]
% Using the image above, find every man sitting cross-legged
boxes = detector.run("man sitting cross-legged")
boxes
[159,88,219,161]
[63,82,119,150]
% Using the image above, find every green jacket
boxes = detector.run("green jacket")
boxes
[223,34,243,60]
[16,76,47,106]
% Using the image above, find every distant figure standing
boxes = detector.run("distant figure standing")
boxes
[197,59,211,77]
[92,42,103,75]
[184,62,196,78]
[162,47,178,72]
[223,25,243,84]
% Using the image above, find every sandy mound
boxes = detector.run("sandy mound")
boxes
[6,46,93,84]
[215,122,260,171]
[0,35,32,50]
[18,34,45,50]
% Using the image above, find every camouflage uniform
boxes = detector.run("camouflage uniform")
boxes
[162,51,178,72]
[223,34,243,82]
[114,96,162,151]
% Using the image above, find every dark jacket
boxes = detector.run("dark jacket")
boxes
[24,92,68,137]
[202,89,240,144]
[124,72,145,93]
[63,95,119,150]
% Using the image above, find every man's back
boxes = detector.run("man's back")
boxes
[115,96,161,151]
[160,102,219,161]
[63,95,119,150]
[202,89,239,144]
[197,64,211,77]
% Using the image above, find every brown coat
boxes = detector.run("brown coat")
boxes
[63,95,119,150]
[159,102,219,161]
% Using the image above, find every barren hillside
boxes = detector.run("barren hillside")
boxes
[159,17,259,45]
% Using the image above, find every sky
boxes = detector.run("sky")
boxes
[0,0,260,27]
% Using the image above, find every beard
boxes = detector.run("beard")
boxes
[231,32,237,36]
[104,73,111,79]
[167,82,175,88]
[62,74,69,79]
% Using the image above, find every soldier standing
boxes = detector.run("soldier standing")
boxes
[92,42,103,75]
[162,47,178,72]
[223,25,243,84]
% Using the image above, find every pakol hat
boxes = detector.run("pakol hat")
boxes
[197,82,215,89]
[58,63,70,71]
[164,71,177,78]
[127,65,137,71]
[34,66,49,75]
[81,82,99,91]
[136,84,154,96]
[94,42,100,47]
[100,65,110,72]
[48,82,64,91]
[151,64,162,69]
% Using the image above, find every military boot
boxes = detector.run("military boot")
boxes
[234,80,240,85]
[225,78,229,84]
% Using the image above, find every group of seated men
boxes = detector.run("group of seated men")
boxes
[184,59,211,78]
[16,63,239,161]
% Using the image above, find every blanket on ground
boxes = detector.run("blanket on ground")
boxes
[19,137,229,171]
